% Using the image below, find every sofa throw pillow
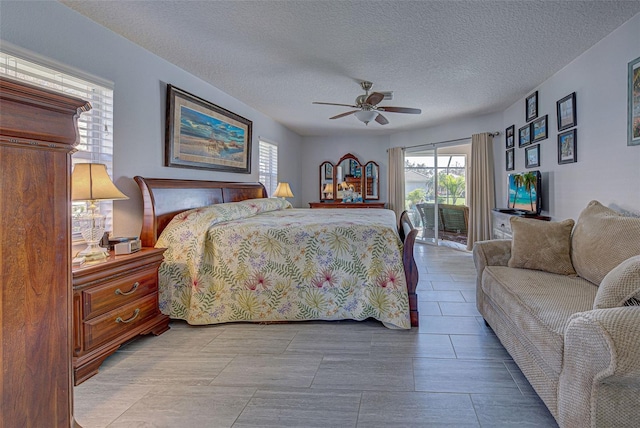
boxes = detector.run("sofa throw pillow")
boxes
[593,256,640,309]
[572,201,640,286]
[508,216,576,275]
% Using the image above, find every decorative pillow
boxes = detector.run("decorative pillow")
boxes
[508,216,576,275]
[593,256,640,309]
[571,201,640,285]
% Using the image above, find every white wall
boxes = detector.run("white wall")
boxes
[300,135,390,205]
[498,13,640,220]
[0,2,302,237]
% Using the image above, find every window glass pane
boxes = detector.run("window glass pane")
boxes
[259,140,278,196]
[0,50,115,238]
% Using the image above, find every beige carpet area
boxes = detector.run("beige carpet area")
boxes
[74,244,557,427]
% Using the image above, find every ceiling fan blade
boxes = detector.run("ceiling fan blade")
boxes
[365,92,384,106]
[375,113,389,125]
[313,102,358,108]
[330,110,359,120]
[378,106,421,114]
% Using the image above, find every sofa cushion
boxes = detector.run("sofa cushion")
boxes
[508,217,575,275]
[482,266,597,374]
[593,256,640,309]
[572,201,640,285]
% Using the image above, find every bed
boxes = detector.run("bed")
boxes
[134,177,418,328]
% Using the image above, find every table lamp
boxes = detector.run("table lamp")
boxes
[273,182,294,200]
[72,163,128,260]
[323,183,334,199]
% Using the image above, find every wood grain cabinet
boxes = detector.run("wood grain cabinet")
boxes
[1,77,90,427]
[72,248,170,385]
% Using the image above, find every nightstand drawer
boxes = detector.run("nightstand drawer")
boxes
[492,213,512,239]
[82,268,158,320]
[83,293,159,351]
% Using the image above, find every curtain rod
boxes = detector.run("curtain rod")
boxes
[394,131,501,151]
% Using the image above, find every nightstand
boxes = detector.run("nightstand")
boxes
[72,247,170,385]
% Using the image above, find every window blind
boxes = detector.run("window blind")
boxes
[259,140,278,196]
[0,49,116,237]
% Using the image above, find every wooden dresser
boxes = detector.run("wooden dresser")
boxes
[1,77,90,426]
[72,248,170,384]
[309,202,387,209]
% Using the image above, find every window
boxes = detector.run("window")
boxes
[0,48,115,237]
[259,140,278,196]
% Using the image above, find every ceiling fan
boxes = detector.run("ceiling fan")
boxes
[313,81,421,125]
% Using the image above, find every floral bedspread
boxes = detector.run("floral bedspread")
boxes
[155,198,410,329]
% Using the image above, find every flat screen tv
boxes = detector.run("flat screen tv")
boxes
[507,170,542,214]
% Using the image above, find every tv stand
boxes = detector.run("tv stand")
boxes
[491,208,551,239]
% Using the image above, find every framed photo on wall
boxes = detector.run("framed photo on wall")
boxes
[558,129,577,164]
[165,84,252,173]
[506,148,515,171]
[526,91,538,122]
[505,125,515,148]
[525,144,540,168]
[518,124,531,147]
[628,56,640,146]
[557,92,576,131]
[532,115,548,143]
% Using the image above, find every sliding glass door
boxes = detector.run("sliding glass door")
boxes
[405,143,469,246]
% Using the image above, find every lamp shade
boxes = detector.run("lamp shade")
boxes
[323,183,334,194]
[273,182,294,198]
[354,110,378,124]
[71,163,128,201]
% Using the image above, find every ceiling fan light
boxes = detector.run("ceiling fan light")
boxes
[354,110,378,124]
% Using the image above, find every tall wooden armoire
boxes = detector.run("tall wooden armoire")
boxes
[1,77,91,427]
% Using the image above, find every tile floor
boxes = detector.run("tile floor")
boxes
[74,244,558,427]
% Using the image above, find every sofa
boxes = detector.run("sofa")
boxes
[473,200,640,428]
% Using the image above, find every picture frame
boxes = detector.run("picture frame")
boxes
[526,91,538,122]
[518,124,531,148]
[556,92,576,131]
[506,148,515,171]
[165,84,252,173]
[325,163,333,180]
[505,125,515,149]
[532,115,548,143]
[558,129,577,164]
[525,144,540,168]
[628,56,640,146]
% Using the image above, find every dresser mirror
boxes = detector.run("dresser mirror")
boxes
[318,154,380,202]
[319,161,334,201]
[363,161,380,200]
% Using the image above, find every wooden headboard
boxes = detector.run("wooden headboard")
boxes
[134,177,268,247]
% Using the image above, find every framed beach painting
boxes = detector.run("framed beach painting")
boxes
[505,125,515,149]
[558,129,577,164]
[506,148,515,171]
[557,92,576,131]
[525,144,540,168]
[629,57,640,146]
[532,115,548,143]
[518,124,531,148]
[526,91,538,122]
[165,85,252,173]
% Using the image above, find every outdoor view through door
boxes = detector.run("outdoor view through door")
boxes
[405,143,470,247]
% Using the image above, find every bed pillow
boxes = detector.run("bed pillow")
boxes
[593,256,640,309]
[571,201,640,286]
[508,216,576,275]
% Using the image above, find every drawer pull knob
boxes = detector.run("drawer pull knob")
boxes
[115,282,139,296]
[115,308,140,324]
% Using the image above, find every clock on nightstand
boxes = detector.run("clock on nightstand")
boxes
[72,247,170,384]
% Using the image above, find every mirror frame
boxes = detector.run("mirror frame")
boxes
[319,161,334,201]
[363,161,380,200]
[335,153,363,201]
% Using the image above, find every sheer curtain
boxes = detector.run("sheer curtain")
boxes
[466,133,495,250]
[388,147,405,221]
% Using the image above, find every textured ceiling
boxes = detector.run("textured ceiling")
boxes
[59,1,640,137]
